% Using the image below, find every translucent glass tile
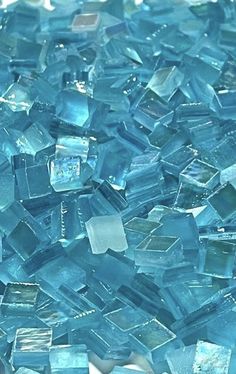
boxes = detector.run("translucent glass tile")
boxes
[208,184,236,221]
[180,159,220,189]
[104,304,149,332]
[15,368,40,374]
[129,319,176,363]
[147,66,184,101]
[12,328,52,368]
[1,282,39,316]
[134,235,183,267]
[198,240,236,279]
[49,344,89,373]
[193,340,231,374]
[85,215,128,254]
[55,90,89,127]
[72,13,101,33]
[49,156,81,192]
[0,0,236,371]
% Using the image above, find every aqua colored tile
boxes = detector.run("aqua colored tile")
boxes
[129,319,177,363]
[72,13,101,33]
[12,328,52,368]
[1,282,39,316]
[19,123,55,156]
[56,90,89,127]
[0,327,7,355]
[208,184,236,221]
[193,340,231,374]
[6,217,49,259]
[49,156,82,192]
[0,174,15,211]
[104,304,149,332]
[85,215,128,254]
[134,236,183,267]
[166,345,196,374]
[2,83,33,112]
[147,66,184,101]
[93,139,133,189]
[16,164,52,199]
[15,368,40,374]
[49,344,89,373]
[180,159,219,189]
[199,240,236,279]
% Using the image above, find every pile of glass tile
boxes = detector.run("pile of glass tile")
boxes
[1,0,236,372]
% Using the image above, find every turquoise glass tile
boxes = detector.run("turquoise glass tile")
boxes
[6,217,49,259]
[166,345,196,374]
[180,159,220,189]
[85,215,128,254]
[147,66,184,101]
[208,184,236,221]
[49,156,82,192]
[129,319,177,363]
[134,235,183,267]
[1,282,39,316]
[12,328,52,368]
[0,174,15,211]
[2,83,33,112]
[1,0,236,371]
[15,368,40,374]
[199,240,236,279]
[16,164,52,199]
[49,345,89,373]
[193,340,231,374]
[55,90,89,127]
[104,304,149,332]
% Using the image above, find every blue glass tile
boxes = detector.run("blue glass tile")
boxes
[147,66,184,101]
[85,215,128,254]
[2,83,33,112]
[19,123,54,156]
[15,368,40,374]
[6,217,49,259]
[0,328,7,355]
[134,235,183,267]
[55,90,89,127]
[49,344,89,373]
[104,304,149,332]
[208,184,236,221]
[1,282,39,316]
[72,13,101,33]
[180,159,220,189]
[198,240,236,279]
[93,139,133,189]
[36,256,86,292]
[193,340,231,374]
[166,345,196,374]
[0,174,15,210]
[129,319,177,363]
[12,328,52,368]
[16,164,52,199]
[1,0,236,371]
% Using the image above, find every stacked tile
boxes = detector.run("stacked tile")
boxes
[0,0,236,373]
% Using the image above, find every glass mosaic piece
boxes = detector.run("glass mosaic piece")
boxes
[198,240,236,279]
[49,344,89,373]
[193,340,231,374]
[129,319,177,363]
[12,328,52,368]
[1,282,39,316]
[0,0,236,372]
[85,215,128,254]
